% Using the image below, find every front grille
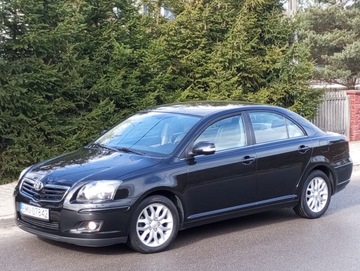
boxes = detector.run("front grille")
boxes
[20,177,70,203]
[21,215,59,231]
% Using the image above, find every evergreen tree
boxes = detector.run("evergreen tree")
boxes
[0,0,155,182]
[233,0,319,117]
[297,1,360,88]
[144,0,319,116]
[0,0,70,181]
[0,0,321,183]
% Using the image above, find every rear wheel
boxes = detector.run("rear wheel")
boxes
[294,170,331,219]
[128,195,179,253]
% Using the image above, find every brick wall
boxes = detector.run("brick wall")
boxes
[347,90,360,141]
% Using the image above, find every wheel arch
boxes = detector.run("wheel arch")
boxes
[293,166,333,219]
[299,164,335,195]
[136,189,185,228]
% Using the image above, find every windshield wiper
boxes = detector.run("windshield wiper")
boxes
[117,147,145,155]
[89,143,120,152]
[88,143,144,155]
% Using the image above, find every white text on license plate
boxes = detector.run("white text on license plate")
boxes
[20,203,49,221]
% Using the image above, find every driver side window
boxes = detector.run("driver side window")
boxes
[195,115,247,151]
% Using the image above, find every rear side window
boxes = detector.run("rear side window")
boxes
[249,112,304,144]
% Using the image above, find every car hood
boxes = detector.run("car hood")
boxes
[24,147,162,187]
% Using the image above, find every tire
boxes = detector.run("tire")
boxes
[294,170,331,219]
[128,195,179,253]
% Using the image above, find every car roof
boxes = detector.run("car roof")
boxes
[146,101,285,117]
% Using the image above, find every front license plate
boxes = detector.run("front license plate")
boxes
[20,202,49,221]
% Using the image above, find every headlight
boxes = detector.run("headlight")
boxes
[18,166,31,181]
[76,180,123,203]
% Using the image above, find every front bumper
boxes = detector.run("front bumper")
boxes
[15,196,133,247]
[16,220,128,246]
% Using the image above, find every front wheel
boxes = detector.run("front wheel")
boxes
[294,170,331,219]
[128,195,179,253]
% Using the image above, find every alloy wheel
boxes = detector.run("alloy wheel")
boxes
[136,203,174,247]
[306,176,329,213]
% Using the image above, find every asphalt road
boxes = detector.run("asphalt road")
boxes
[1,171,360,271]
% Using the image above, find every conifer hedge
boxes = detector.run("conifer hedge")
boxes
[0,0,321,184]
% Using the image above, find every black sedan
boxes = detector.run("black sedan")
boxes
[14,102,353,253]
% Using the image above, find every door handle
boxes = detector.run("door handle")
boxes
[298,145,310,154]
[242,156,255,165]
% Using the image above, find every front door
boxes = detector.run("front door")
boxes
[184,115,257,221]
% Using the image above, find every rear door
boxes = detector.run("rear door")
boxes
[248,111,313,203]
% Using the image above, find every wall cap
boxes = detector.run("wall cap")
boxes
[347,90,360,95]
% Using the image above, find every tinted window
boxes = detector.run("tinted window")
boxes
[195,115,247,151]
[249,112,304,144]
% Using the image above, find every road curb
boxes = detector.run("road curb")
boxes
[353,164,360,174]
[0,217,15,229]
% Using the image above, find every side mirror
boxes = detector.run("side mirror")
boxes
[192,141,216,156]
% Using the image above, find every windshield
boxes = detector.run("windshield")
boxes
[94,112,200,155]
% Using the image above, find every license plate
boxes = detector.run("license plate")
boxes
[20,202,49,221]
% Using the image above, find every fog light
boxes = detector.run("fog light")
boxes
[71,220,103,233]
[86,221,99,231]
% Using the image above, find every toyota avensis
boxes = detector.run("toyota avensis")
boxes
[14,102,353,253]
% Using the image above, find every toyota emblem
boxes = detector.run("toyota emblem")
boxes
[33,180,44,191]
